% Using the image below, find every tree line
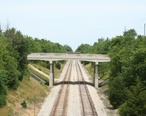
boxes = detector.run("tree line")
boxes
[76,29,146,116]
[0,27,72,107]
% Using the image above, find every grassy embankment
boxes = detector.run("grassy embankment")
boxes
[84,63,109,92]
[84,63,109,80]
[0,76,49,116]
[30,62,63,79]
[0,62,64,116]
[28,62,64,84]
[28,63,50,85]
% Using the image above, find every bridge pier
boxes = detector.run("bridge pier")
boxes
[49,61,54,87]
[27,53,110,88]
[94,62,98,88]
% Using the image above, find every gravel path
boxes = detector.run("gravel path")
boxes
[38,60,107,116]
[28,64,50,79]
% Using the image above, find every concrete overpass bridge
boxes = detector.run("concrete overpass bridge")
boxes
[27,53,110,88]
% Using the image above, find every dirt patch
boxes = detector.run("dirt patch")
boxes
[12,102,42,116]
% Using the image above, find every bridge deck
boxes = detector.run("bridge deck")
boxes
[27,53,110,62]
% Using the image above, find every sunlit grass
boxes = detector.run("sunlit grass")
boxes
[28,65,49,85]
[84,63,110,81]
[0,62,65,115]
[30,63,50,75]
[28,62,65,84]
[0,76,49,116]
[84,63,94,79]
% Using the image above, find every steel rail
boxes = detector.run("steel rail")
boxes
[76,61,98,116]
[75,61,85,116]
[50,61,73,116]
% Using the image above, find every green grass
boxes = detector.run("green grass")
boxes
[100,71,110,80]
[54,63,65,78]
[0,76,50,116]
[0,62,65,116]
[28,63,65,85]
[84,63,94,80]
[84,63,110,81]
[30,63,50,75]
[28,66,49,85]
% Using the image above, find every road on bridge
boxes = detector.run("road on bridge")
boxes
[38,60,107,116]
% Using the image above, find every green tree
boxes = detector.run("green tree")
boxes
[0,92,7,107]
[108,34,136,108]
[55,62,61,69]
[0,72,7,107]
[64,45,73,52]
[92,38,111,54]
[122,47,146,87]
[123,29,137,38]
[0,35,8,107]
[4,28,28,81]
[75,44,92,53]
[119,78,146,116]
[0,33,20,89]
[0,26,74,108]
[3,55,20,89]
[108,77,127,108]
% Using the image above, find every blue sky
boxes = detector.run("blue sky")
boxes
[0,0,146,51]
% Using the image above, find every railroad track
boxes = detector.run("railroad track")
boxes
[50,60,97,116]
[76,61,98,116]
[50,61,73,116]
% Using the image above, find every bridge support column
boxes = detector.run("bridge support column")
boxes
[52,61,54,84]
[94,62,98,89]
[49,61,54,87]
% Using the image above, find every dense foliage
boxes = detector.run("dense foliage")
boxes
[76,29,146,115]
[0,27,72,107]
[119,78,146,116]
[75,43,92,53]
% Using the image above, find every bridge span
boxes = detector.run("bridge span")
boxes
[27,53,110,88]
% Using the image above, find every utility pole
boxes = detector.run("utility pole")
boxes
[124,26,126,32]
[144,23,146,36]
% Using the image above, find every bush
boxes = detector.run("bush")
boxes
[108,77,127,108]
[119,78,146,116]
[0,79,7,107]
[21,100,27,109]
[81,61,89,65]
[55,62,61,69]
[0,94,7,107]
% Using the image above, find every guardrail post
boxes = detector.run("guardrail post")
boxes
[49,61,53,87]
[94,62,98,88]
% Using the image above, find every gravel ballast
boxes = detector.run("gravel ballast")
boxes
[38,60,107,116]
